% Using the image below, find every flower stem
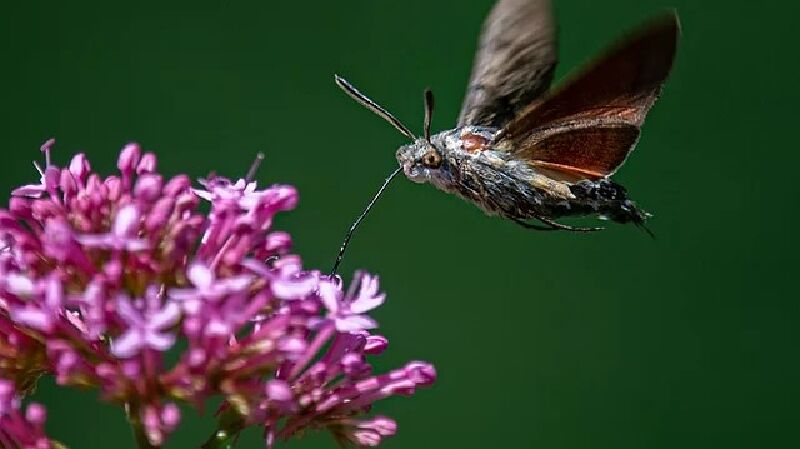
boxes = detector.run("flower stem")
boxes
[132,425,158,449]
[200,429,239,449]
[127,403,158,449]
[201,407,245,449]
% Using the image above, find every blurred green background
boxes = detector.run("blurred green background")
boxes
[1,0,798,448]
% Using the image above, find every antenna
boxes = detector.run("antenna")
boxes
[330,167,402,276]
[334,75,417,141]
[330,76,436,275]
[423,88,434,142]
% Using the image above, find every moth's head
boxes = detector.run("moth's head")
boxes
[334,75,452,185]
[396,139,449,185]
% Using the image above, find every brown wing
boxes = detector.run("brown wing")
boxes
[525,122,640,181]
[497,12,680,179]
[457,0,557,128]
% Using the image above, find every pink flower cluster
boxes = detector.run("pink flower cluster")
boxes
[0,141,435,448]
[0,380,50,449]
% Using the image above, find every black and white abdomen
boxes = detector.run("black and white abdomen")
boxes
[559,179,649,225]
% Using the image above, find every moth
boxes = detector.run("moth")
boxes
[331,0,679,274]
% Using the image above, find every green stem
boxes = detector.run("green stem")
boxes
[200,429,239,449]
[127,403,158,449]
[200,408,245,449]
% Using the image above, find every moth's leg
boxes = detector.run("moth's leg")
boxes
[533,215,604,233]
[512,218,559,231]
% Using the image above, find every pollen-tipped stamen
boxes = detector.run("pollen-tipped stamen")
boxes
[245,152,265,183]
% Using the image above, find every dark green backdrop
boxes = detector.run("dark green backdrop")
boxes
[1,0,797,448]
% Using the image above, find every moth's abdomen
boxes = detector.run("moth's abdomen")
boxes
[566,179,649,225]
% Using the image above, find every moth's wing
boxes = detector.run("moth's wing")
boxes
[521,122,641,181]
[457,0,557,128]
[497,12,679,180]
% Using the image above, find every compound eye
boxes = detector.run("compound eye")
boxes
[421,150,442,168]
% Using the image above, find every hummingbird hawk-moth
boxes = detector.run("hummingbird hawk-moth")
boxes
[330,0,679,274]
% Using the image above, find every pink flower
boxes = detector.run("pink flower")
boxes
[0,140,435,449]
[0,380,53,449]
[318,272,386,331]
[112,287,182,358]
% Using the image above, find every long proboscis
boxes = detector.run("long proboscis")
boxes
[334,75,417,141]
[330,167,403,276]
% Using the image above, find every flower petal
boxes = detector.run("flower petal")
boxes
[10,307,53,332]
[150,301,181,329]
[113,204,140,237]
[187,263,213,290]
[318,280,340,313]
[115,295,141,325]
[265,379,293,402]
[272,274,318,300]
[144,330,176,351]
[111,330,143,358]
[11,183,46,198]
[349,292,385,314]
[335,314,377,332]
[5,273,36,295]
